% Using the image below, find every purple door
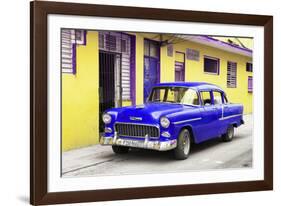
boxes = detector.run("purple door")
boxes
[143,39,160,102]
[175,61,185,82]
[144,57,159,101]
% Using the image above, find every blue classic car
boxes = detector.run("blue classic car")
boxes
[100,82,244,160]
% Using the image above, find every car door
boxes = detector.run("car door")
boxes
[212,90,225,135]
[220,93,234,133]
[197,91,218,142]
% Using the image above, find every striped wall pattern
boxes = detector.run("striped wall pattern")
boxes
[61,29,76,74]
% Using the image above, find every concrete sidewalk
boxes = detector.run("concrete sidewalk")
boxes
[62,114,253,177]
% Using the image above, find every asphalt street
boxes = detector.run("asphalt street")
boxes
[62,115,252,177]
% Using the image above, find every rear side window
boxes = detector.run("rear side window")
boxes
[213,91,223,105]
[200,91,212,105]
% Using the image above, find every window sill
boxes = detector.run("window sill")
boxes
[204,72,219,75]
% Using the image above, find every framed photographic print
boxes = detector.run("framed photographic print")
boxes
[30,1,273,205]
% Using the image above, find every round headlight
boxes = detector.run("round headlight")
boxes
[102,113,112,124]
[160,117,170,128]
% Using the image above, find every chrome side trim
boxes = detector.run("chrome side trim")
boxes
[219,114,242,120]
[173,117,202,125]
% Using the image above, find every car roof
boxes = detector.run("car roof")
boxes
[153,82,224,92]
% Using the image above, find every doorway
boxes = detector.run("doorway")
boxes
[175,51,185,82]
[143,39,160,102]
[99,52,122,130]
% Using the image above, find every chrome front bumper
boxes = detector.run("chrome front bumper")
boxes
[100,133,177,151]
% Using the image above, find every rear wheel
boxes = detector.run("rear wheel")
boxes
[174,129,191,160]
[222,125,234,142]
[112,145,129,154]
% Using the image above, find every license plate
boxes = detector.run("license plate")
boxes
[117,139,144,148]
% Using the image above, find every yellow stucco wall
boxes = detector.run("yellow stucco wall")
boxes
[62,31,253,151]
[135,34,145,105]
[172,40,253,114]
[62,31,99,151]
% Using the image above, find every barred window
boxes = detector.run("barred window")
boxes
[227,61,237,88]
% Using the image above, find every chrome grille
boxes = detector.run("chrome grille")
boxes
[115,123,159,138]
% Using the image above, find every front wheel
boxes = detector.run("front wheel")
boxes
[222,125,234,142]
[112,145,129,154]
[174,129,191,160]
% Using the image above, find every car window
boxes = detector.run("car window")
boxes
[149,87,199,105]
[180,89,199,105]
[200,91,212,106]
[166,89,176,102]
[150,88,165,102]
[213,91,223,105]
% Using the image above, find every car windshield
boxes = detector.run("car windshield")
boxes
[148,87,199,105]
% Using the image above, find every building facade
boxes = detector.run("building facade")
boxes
[61,30,253,151]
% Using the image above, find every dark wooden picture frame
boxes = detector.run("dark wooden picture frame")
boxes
[30,1,273,205]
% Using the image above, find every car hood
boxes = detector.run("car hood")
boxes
[116,102,195,123]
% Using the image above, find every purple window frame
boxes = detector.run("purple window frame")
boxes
[248,76,253,93]
[246,62,253,72]
[175,51,186,82]
[143,38,161,82]
[130,34,136,105]
[72,30,87,75]
[62,30,87,75]
[175,62,185,82]
[72,43,77,75]
[203,55,220,75]
[167,44,173,57]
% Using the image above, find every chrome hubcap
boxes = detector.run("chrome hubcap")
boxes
[228,127,234,139]
[183,133,190,155]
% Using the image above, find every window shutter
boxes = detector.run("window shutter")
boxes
[227,61,237,88]
[61,29,76,74]
[121,35,131,100]
[99,33,105,49]
[105,34,117,51]
[121,39,127,53]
